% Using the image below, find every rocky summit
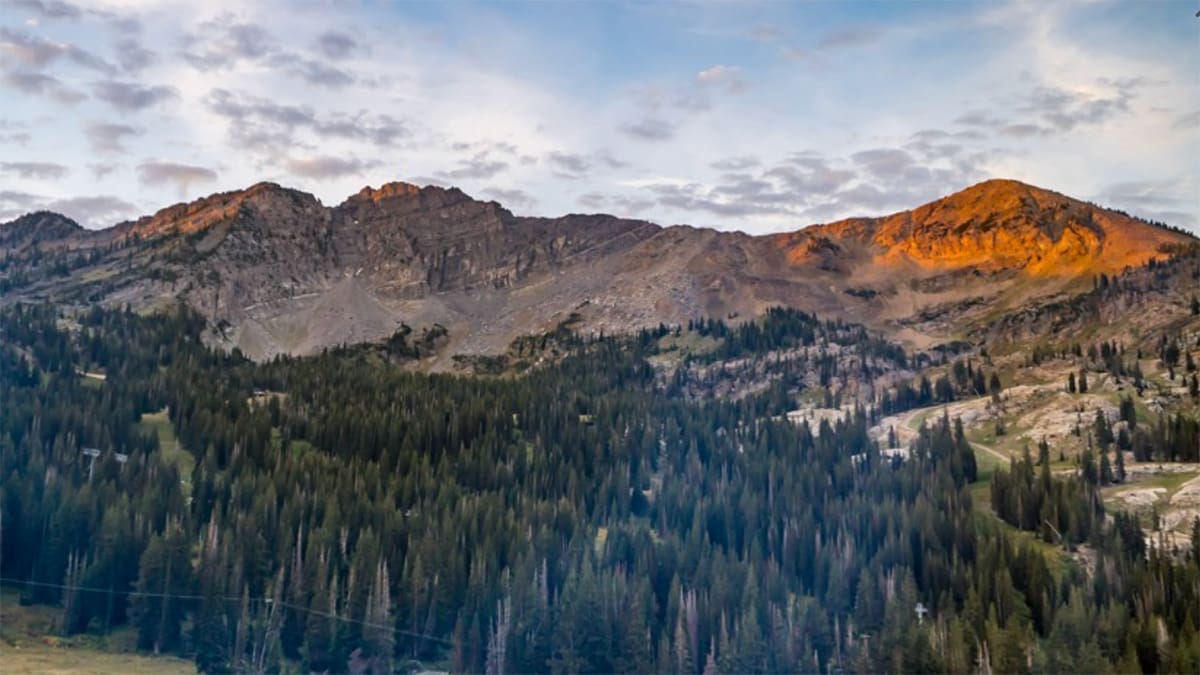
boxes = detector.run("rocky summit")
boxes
[0,178,1194,364]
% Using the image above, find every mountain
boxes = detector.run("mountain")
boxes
[0,211,85,253]
[0,178,1194,363]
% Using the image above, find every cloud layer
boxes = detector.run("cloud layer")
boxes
[0,0,1195,233]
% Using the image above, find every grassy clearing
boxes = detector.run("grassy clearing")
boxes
[972,444,1008,483]
[269,427,315,458]
[0,644,196,675]
[906,409,934,432]
[137,410,193,498]
[79,265,119,284]
[651,330,722,365]
[0,588,195,674]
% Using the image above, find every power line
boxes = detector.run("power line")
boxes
[0,575,456,647]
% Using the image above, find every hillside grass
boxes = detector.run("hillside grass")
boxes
[137,409,193,498]
[0,588,195,674]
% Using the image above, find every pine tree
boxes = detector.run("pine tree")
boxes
[1094,410,1113,450]
[364,559,394,675]
[130,523,191,655]
[1100,451,1113,486]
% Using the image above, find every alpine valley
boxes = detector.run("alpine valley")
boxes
[3,177,1200,674]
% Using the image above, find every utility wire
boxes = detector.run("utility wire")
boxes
[0,575,457,647]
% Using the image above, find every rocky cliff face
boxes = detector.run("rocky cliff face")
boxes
[0,178,1194,362]
[334,182,657,297]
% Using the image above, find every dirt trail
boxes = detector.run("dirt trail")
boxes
[970,440,1009,465]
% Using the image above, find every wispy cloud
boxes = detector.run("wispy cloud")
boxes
[1,160,69,179]
[136,161,218,195]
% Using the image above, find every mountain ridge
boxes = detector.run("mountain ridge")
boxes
[0,177,1194,363]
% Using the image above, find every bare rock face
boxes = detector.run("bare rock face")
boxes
[0,178,1194,361]
[333,182,655,297]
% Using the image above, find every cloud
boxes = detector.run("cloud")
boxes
[87,162,118,179]
[710,156,760,171]
[575,191,655,214]
[764,159,856,195]
[578,192,607,209]
[696,65,747,93]
[136,161,218,194]
[1,69,84,102]
[622,138,992,228]
[84,121,140,153]
[0,26,112,72]
[278,55,354,88]
[182,18,276,70]
[850,148,920,180]
[46,194,138,227]
[828,182,900,212]
[284,155,379,179]
[207,88,312,127]
[908,129,950,142]
[1172,110,1200,131]
[0,189,43,221]
[619,118,674,141]
[7,0,82,20]
[1023,82,1138,131]
[957,78,1148,142]
[182,18,354,89]
[0,189,137,227]
[205,88,407,155]
[816,26,882,51]
[0,160,69,179]
[954,110,1003,127]
[482,187,535,210]
[315,30,357,60]
[437,156,509,181]
[91,80,176,111]
[648,180,789,218]
[1093,178,1198,229]
[904,132,971,161]
[545,151,590,178]
[998,123,1049,138]
[113,36,156,72]
[0,117,31,145]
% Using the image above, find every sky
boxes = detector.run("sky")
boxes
[0,0,1197,234]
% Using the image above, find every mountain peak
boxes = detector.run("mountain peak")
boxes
[0,211,84,251]
[120,182,322,240]
[882,178,1187,274]
[352,181,425,203]
[916,178,1071,221]
[788,177,1193,277]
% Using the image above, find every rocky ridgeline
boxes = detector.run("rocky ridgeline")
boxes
[0,178,1194,361]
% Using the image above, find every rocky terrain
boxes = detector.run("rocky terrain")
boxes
[0,178,1194,364]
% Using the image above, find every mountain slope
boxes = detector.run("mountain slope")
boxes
[0,178,1193,362]
[790,179,1181,274]
[0,211,85,252]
